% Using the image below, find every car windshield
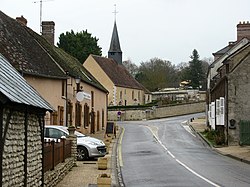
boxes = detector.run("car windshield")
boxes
[75,131,85,138]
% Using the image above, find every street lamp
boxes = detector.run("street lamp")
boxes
[75,76,81,92]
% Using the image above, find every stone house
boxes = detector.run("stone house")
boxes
[0,54,53,187]
[83,21,151,106]
[207,22,250,145]
[0,11,108,134]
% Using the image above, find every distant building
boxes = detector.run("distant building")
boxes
[152,88,205,104]
[84,21,151,106]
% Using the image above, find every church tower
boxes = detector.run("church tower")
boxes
[108,21,122,64]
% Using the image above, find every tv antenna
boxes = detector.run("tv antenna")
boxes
[33,0,54,33]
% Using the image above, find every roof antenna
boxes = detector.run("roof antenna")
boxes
[113,4,118,22]
[33,0,54,34]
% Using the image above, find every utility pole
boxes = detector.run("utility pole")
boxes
[33,0,53,33]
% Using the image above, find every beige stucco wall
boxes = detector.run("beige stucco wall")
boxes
[84,55,148,106]
[76,79,107,134]
[83,55,114,105]
[25,75,107,134]
[25,75,64,125]
[115,86,145,106]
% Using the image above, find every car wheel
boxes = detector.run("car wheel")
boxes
[77,147,89,161]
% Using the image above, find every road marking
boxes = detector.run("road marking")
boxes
[182,120,196,137]
[146,125,220,187]
[183,125,196,137]
[118,127,125,167]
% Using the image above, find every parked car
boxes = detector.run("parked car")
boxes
[44,125,106,160]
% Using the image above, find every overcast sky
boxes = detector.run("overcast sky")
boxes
[2,0,250,65]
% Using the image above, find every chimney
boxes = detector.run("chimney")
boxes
[16,16,27,26]
[237,21,250,41]
[42,21,55,45]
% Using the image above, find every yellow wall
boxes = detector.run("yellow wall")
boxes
[25,75,66,125]
[83,55,115,105]
[84,55,148,106]
[25,74,107,134]
[115,86,145,105]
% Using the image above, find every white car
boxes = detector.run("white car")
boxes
[44,125,106,160]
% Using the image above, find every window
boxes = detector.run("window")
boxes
[45,128,67,139]
[132,91,134,100]
[62,80,66,97]
[91,91,94,108]
[120,91,122,100]
[138,91,140,101]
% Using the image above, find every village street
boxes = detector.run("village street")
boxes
[117,114,250,187]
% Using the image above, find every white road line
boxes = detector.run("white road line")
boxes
[183,125,196,137]
[145,125,220,187]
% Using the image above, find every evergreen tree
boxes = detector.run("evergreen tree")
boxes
[187,49,205,89]
[57,30,102,63]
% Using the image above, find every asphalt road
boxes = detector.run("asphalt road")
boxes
[118,113,250,187]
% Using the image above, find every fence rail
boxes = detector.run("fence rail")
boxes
[43,139,72,172]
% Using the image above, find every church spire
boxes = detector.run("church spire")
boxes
[108,5,122,64]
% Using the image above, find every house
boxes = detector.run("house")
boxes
[0,11,108,134]
[0,53,53,187]
[207,21,250,145]
[83,21,151,106]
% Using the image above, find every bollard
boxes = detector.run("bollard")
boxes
[97,173,111,187]
[98,157,108,170]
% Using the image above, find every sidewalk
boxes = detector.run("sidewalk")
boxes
[55,130,118,187]
[189,117,250,164]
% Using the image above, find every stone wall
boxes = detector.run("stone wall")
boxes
[1,108,76,187]
[44,127,76,187]
[108,102,205,121]
[44,157,75,187]
[228,55,250,145]
[2,108,42,187]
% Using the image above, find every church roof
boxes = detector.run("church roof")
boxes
[108,22,122,52]
[91,55,144,90]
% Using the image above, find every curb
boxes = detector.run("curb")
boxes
[189,123,250,165]
[111,126,125,187]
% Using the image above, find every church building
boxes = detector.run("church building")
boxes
[83,21,151,106]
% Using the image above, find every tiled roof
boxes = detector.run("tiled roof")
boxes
[91,55,144,90]
[0,11,107,93]
[0,54,54,111]
[0,11,67,79]
[213,42,236,56]
[51,47,108,92]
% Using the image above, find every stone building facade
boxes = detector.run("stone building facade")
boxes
[207,22,250,145]
[0,53,53,187]
[2,109,43,187]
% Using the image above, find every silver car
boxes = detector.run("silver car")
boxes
[44,125,106,160]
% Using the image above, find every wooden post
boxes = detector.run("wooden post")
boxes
[51,140,55,170]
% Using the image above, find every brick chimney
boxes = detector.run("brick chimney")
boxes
[42,21,55,45]
[237,21,250,41]
[16,16,27,26]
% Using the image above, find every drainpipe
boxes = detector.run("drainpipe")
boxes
[225,76,229,145]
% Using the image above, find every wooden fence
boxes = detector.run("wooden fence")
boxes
[43,139,72,172]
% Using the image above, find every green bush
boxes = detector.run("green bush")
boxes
[203,129,225,146]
